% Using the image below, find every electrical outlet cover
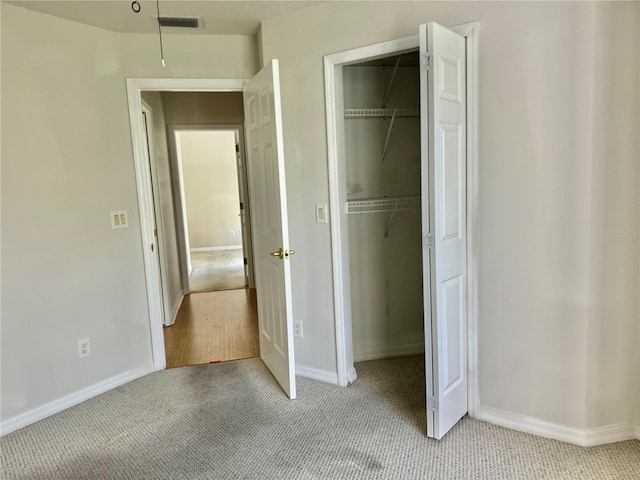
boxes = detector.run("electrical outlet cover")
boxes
[78,338,91,359]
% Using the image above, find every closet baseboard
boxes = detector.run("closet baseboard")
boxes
[353,341,424,362]
[296,364,339,385]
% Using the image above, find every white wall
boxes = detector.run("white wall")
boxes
[0,3,258,427]
[584,1,640,430]
[1,4,152,421]
[120,33,257,80]
[260,1,639,432]
[140,91,183,320]
[178,131,243,249]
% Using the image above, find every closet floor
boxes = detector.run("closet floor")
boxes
[163,288,259,368]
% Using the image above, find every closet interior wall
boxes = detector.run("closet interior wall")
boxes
[343,53,425,362]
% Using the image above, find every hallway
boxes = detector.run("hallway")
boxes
[189,249,246,292]
[163,288,259,368]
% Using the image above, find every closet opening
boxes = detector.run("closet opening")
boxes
[343,51,425,367]
[326,22,479,439]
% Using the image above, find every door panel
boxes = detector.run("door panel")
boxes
[420,22,467,439]
[243,60,296,399]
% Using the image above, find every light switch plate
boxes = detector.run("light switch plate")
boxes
[111,210,128,229]
[316,204,328,224]
[294,320,303,338]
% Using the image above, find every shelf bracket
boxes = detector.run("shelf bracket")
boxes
[381,109,397,161]
[382,55,402,108]
[384,203,400,238]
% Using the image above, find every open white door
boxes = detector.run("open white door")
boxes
[243,60,296,399]
[140,103,168,327]
[420,23,467,439]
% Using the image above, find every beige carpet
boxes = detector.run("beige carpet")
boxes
[189,249,245,292]
[1,356,639,479]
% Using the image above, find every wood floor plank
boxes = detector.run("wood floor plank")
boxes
[163,288,259,369]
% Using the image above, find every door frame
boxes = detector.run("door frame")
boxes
[167,124,254,294]
[126,78,248,371]
[323,22,479,416]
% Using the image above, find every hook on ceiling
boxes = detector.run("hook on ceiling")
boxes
[131,1,141,13]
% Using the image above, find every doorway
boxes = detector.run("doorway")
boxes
[324,22,479,439]
[127,72,297,398]
[165,123,258,369]
[171,127,249,293]
[136,87,259,370]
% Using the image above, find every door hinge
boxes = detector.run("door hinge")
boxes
[240,202,244,210]
[428,395,438,411]
[423,53,432,69]
[424,233,433,250]
[235,144,240,153]
[244,257,248,265]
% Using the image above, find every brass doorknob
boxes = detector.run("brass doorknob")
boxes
[270,248,295,260]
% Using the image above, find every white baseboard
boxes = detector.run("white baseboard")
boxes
[190,246,243,253]
[353,341,424,362]
[636,425,640,440]
[169,294,184,325]
[583,422,639,447]
[347,367,358,385]
[474,406,586,446]
[296,364,339,385]
[475,406,639,447]
[0,364,152,437]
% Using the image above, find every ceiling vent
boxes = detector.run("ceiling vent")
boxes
[157,17,202,29]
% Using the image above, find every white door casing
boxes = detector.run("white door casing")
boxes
[243,60,296,399]
[127,78,247,372]
[420,22,468,439]
[233,129,255,289]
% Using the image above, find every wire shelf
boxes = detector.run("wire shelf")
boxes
[344,108,420,119]
[346,196,421,214]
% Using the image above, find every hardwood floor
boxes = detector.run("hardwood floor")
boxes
[163,288,259,369]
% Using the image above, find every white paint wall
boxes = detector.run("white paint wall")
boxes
[260,1,639,431]
[178,131,243,249]
[1,4,152,421]
[120,33,257,79]
[0,3,258,425]
[140,91,183,319]
[584,1,640,430]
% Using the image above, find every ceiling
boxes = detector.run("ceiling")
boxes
[7,0,323,35]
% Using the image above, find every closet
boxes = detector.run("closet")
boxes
[343,51,425,362]
[328,22,471,439]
